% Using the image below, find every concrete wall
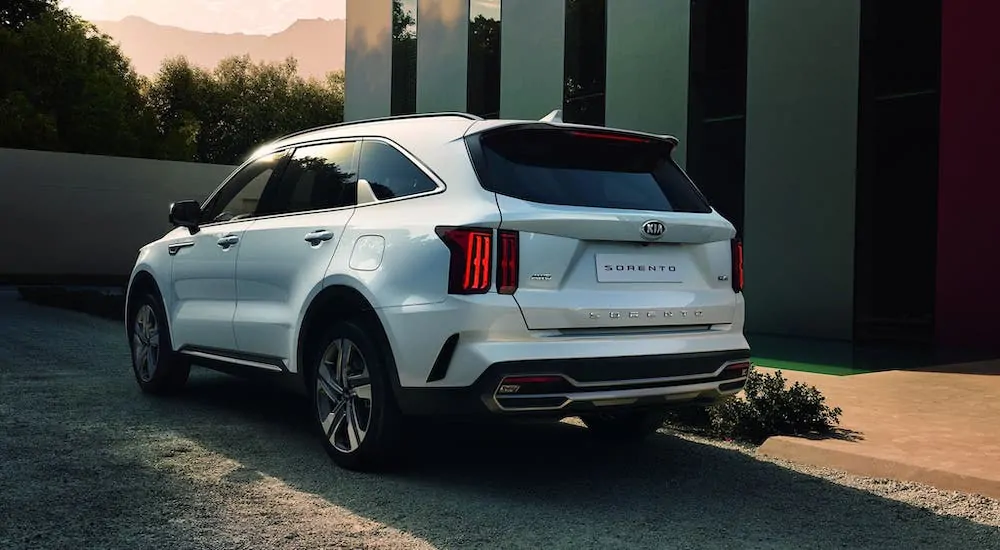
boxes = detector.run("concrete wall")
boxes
[606,0,690,166]
[416,0,469,112]
[345,0,393,121]
[743,0,861,340]
[0,148,235,280]
[499,0,564,120]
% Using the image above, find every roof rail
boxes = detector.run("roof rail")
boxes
[273,112,483,143]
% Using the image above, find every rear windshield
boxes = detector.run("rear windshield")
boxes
[469,127,712,213]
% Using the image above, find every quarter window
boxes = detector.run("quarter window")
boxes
[357,141,437,201]
[257,142,359,215]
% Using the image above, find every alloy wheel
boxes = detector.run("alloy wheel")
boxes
[315,338,373,454]
[132,304,160,382]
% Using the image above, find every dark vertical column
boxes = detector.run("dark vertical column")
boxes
[467,0,502,118]
[853,0,941,344]
[686,0,747,234]
[390,0,418,116]
[743,0,861,340]
[935,0,1000,347]
[562,0,607,126]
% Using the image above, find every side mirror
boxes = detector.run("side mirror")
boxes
[169,200,202,231]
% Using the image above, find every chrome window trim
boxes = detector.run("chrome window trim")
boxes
[350,135,447,210]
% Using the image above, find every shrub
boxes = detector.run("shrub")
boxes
[666,369,843,444]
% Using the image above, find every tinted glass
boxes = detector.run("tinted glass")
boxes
[391,0,418,115]
[467,0,502,119]
[474,128,711,213]
[258,142,358,215]
[358,141,437,200]
[563,0,607,125]
[687,0,748,233]
[203,152,284,223]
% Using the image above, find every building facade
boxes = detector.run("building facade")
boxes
[345,0,1000,349]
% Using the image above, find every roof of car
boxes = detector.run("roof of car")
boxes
[268,112,482,149]
[266,111,680,152]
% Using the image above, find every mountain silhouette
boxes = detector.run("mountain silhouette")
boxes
[92,16,346,80]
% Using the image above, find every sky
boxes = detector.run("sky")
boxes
[59,0,347,35]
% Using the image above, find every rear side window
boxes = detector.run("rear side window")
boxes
[257,141,358,215]
[470,128,712,213]
[358,140,438,201]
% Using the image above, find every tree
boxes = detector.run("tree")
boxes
[0,4,161,157]
[1,1,345,164]
[0,0,57,30]
[392,0,416,41]
[144,57,214,161]
[468,14,501,118]
[390,0,417,115]
[147,55,346,165]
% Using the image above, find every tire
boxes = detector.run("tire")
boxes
[306,319,403,471]
[128,291,190,395]
[580,410,667,443]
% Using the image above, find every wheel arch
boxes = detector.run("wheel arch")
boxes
[126,269,167,336]
[295,281,402,394]
[124,269,166,323]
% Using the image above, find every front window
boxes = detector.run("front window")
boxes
[201,151,285,224]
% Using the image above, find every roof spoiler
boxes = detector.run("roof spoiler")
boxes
[539,109,563,123]
[537,108,679,146]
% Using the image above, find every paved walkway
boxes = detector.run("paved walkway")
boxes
[757,363,1000,499]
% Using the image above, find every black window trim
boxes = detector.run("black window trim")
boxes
[198,138,364,226]
[254,140,362,218]
[353,136,447,209]
[198,135,448,226]
[198,148,293,228]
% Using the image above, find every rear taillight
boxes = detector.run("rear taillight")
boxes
[497,230,519,294]
[435,226,493,294]
[731,238,744,293]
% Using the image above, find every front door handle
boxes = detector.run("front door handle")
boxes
[304,230,334,245]
[217,234,240,248]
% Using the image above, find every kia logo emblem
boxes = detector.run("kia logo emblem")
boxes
[641,220,666,239]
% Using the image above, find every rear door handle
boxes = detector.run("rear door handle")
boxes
[304,230,334,245]
[217,234,240,248]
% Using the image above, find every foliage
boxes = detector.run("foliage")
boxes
[390,0,417,115]
[467,14,501,118]
[1,1,346,165]
[147,55,345,164]
[0,4,162,158]
[666,369,844,445]
[0,0,57,30]
[391,0,416,41]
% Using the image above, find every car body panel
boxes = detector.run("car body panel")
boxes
[232,208,356,363]
[126,112,749,417]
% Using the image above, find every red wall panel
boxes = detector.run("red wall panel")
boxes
[936,0,1000,346]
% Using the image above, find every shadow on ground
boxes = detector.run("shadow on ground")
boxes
[149,373,998,549]
[2,290,998,549]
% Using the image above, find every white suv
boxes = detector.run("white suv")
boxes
[125,111,750,470]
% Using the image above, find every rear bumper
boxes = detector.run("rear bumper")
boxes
[395,349,751,417]
[377,293,749,388]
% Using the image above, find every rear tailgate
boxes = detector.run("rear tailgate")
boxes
[465,124,739,331]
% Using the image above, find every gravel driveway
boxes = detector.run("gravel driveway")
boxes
[1,289,998,550]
